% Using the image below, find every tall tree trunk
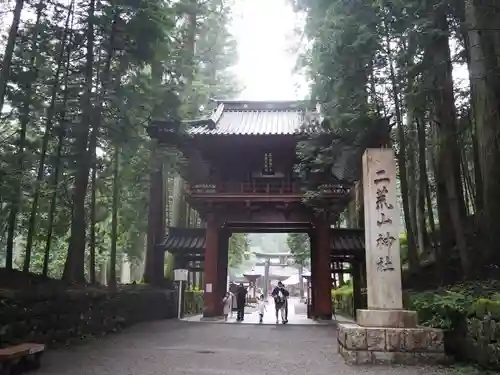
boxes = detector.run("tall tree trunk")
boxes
[415,118,429,254]
[459,0,483,213]
[6,2,43,270]
[63,0,95,283]
[108,146,120,290]
[430,141,452,281]
[429,11,469,278]
[43,23,74,277]
[407,119,420,255]
[0,0,25,112]
[423,138,438,252]
[170,0,198,229]
[416,117,432,253]
[171,176,187,227]
[385,32,419,273]
[465,0,500,265]
[25,1,73,272]
[89,164,97,284]
[470,119,483,211]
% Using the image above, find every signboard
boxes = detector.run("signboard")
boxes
[206,283,212,293]
[174,269,188,281]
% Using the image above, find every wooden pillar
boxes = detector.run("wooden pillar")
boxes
[203,215,220,318]
[217,231,229,313]
[144,151,165,286]
[352,261,363,319]
[315,221,333,320]
[309,232,318,317]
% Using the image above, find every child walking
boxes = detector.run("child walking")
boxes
[222,292,231,321]
[257,294,267,323]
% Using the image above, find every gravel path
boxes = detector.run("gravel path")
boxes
[36,320,452,375]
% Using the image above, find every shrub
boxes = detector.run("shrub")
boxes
[407,280,500,330]
[408,290,469,330]
[469,298,500,320]
[332,283,354,317]
[331,283,353,297]
[183,290,203,316]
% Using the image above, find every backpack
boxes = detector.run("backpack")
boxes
[275,289,285,304]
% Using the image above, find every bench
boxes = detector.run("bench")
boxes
[0,343,44,375]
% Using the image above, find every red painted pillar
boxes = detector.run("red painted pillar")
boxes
[315,222,333,320]
[216,231,229,315]
[309,232,318,317]
[145,151,165,286]
[203,215,220,318]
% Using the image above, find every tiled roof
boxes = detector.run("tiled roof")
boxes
[186,100,322,136]
[160,227,205,255]
[160,227,364,256]
[330,228,365,252]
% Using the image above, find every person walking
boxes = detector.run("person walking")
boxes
[271,281,289,324]
[257,294,267,323]
[222,292,232,321]
[236,283,247,321]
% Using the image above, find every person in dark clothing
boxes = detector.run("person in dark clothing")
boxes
[236,283,247,321]
[271,281,289,324]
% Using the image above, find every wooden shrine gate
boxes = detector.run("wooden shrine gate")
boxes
[161,226,367,319]
[145,100,383,320]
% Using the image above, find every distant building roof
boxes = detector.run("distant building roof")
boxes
[185,100,323,136]
[160,227,365,259]
[330,229,365,252]
[252,251,292,258]
[160,227,205,255]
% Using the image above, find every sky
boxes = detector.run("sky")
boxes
[227,0,469,102]
[229,0,308,101]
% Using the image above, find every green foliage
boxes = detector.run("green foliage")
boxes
[0,0,239,283]
[228,233,250,269]
[183,289,203,315]
[331,282,354,317]
[469,298,500,321]
[407,281,500,330]
[331,282,353,297]
[286,233,310,266]
[164,253,175,280]
[450,364,499,375]
[409,290,469,330]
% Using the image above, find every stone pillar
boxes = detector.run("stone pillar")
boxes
[203,215,220,318]
[144,150,165,286]
[361,148,404,315]
[315,222,332,320]
[298,265,304,299]
[337,148,446,365]
[263,258,270,301]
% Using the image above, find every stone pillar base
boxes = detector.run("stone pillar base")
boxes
[356,309,418,328]
[337,310,448,365]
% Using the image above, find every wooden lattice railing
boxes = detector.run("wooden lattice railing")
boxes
[186,181,349,195]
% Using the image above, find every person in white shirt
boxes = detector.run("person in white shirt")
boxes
[222,292,232,321]
[257,294,267,323]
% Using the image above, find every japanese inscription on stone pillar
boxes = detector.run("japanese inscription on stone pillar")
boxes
[362,148,403,309]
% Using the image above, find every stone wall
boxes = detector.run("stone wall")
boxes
[461,315,500,370]
[338,323,447,365]
[0,286,176,347]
